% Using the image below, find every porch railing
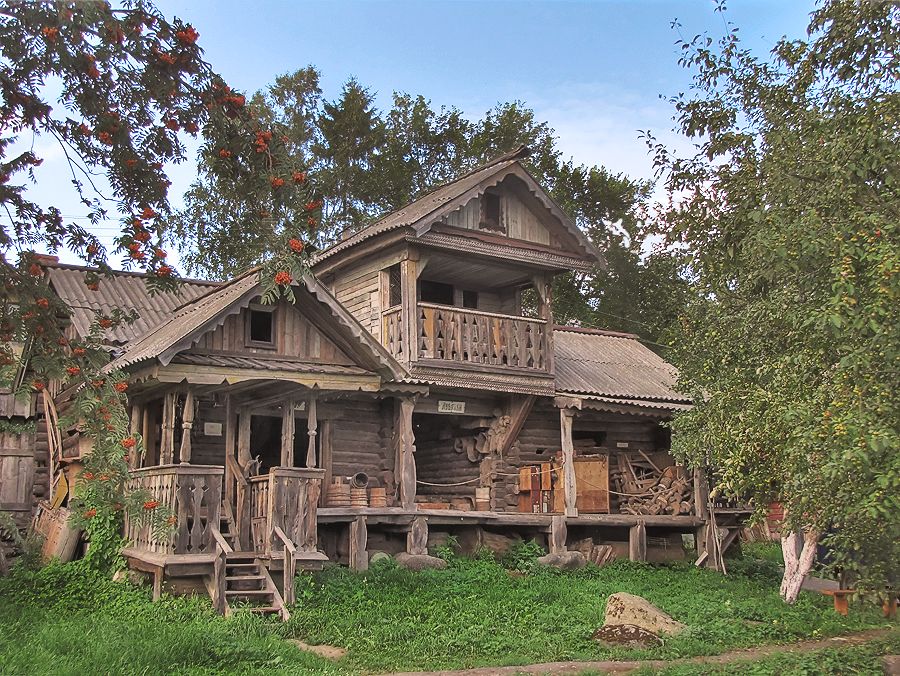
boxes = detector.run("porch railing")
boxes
[417,303,549,370]
[248,467,323,555]
[124,464,223,556]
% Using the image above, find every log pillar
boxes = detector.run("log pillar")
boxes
[396,397,417,510]
[349,516,368,571]
[407,516,428,556]
[178,389,195,464]
[306,394,318,468]
[128,403,143,469]
[160,391,177,465]
[629,521,647,562]
[280,398,296,467]
[559,407,578,517]
[237,406,251,467]
[549,514,567,554]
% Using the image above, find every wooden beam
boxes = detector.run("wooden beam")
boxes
[178,389,195,464]
[629,522,647,562]
[223,395,235,509]
[306,393,317,468]
[500,394,536,455]
[237,406,251,466]
[349,516,368,571]
[693,467,710,520]
[280,398,295,468]
[559,408,578,517]
[319,420,333,506]
[397,397,417,510]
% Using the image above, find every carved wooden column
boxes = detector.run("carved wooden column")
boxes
[400,256,418,364]
[396,397,417,510]
[160,391,177,465]
[306,394,318,468]
[559,406,578,517]
[280,398,296,468]
[128,403,143,469]
[178,389,195,464]
[237,406,251,467]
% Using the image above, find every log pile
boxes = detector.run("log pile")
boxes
[611,455,693,516]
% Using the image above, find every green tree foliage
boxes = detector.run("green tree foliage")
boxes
[0,1,310,565]
[313,78,384,238]
[649,0,899,595]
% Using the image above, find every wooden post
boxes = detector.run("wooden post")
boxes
[407,516,428,555]
[693,467,710,520]
[549,514,567,554]
[128,403,143,469]
[237,406,251,466]
[629,521,647,562]
[178,389,195,464]
[306,394,317,468]
[160,391,177,464]
[349,516,368,571]
[280,398,295,468]
[319,420,333,506]
[559,408,578,517]
[397,397,417,510]
[533,273,554,373]
[223,395,235,511]
[400,257,418,363]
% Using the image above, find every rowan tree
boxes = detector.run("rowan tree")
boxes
[650,0,899,600]
[0,0,312,566]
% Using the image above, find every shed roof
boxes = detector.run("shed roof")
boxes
[313,146,603,267]
[46,263,219,345]
[552,326,690,409]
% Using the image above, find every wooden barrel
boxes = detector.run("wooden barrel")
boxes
[350,486,368,508]
[327,482,351,507]
[369,487,387,508]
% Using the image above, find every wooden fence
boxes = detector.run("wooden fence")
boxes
[248,467,323,555]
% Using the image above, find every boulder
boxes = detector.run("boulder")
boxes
[537,551,586,570]
[592,623,662,647]
[395,553,447,571]
[112,569,150,586]
[603,592,686,637]
[368,550,392,565]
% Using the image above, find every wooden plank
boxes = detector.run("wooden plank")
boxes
[573,457,609,513]
[280,398,295,468]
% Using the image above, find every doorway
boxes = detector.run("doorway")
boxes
[249,414,315,472]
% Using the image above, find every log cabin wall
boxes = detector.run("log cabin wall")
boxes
[328,398,394,493]
[414,415,481,506]
[188,399,227,466]
[191,300,355,364]
[328,247,406,342]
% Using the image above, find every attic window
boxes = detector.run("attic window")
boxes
[247,304,275,347]
[480,191,504,232]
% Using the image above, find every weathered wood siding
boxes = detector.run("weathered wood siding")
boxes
[0,429,42,528]
[441,178,553,246]
[192,301,354,364]
[334,266,381,339]
[329,399,394,493]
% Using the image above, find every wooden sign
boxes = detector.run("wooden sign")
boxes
[203,422,223,436]
[437,400,466,414]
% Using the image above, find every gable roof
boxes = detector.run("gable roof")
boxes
[313,146,604,267]
[106,268,406,381]
[46,262,219,345]
[553,326,690,410]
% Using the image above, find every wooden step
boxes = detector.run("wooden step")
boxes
[225,574,265,583]
[226,589,274,598]
[247,606,279,614]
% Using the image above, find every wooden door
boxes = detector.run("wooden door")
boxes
[574,456,609,513]
[0,430,37,528]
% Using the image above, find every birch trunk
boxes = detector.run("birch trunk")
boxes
[780,527,819,604]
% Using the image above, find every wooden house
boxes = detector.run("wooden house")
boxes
[3,147,745,618]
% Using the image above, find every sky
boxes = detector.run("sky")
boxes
[18,0,817,268]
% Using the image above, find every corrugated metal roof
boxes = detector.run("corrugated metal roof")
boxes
[171,353,369,375]
[553,326,690,405]
[47,264,218,345]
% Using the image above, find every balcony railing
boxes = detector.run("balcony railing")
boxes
[382,303,550,371]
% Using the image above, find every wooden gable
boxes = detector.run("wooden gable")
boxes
[188,297,356,365]
[437,174,583,256]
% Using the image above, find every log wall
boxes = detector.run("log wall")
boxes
[329,399,394,493]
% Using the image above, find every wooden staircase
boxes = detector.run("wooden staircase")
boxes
[223,553,289,621]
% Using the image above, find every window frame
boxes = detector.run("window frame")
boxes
[246,303,277,349]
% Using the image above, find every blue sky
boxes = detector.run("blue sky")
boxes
[23,0,817,266]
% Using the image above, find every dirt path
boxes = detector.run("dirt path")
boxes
[385,628,897,676]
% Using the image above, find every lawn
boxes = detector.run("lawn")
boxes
[0,546,893,675]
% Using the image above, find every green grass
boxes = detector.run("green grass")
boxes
[0,550,892,675]
[741,541,784,565]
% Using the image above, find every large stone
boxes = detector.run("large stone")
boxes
[537,551,586,570]
[112,569,149,586]
[603,592,686,636]
[592,623,662,647]
[394,553,447,571]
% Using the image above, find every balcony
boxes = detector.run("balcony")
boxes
[382,303,551,372]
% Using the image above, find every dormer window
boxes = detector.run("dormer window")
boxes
[247,303,276,347]
[480,190,504,232]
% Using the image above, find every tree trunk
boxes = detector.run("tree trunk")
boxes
[780,527,819,604]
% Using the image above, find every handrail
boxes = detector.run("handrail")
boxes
[224,455,248,487]
[210,527,229,615]
[273,525,296,607]
[417,301,548,324]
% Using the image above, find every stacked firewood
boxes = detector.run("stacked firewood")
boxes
[611,454,693,516]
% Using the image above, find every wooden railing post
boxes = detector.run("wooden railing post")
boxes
[273,525,296,606]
